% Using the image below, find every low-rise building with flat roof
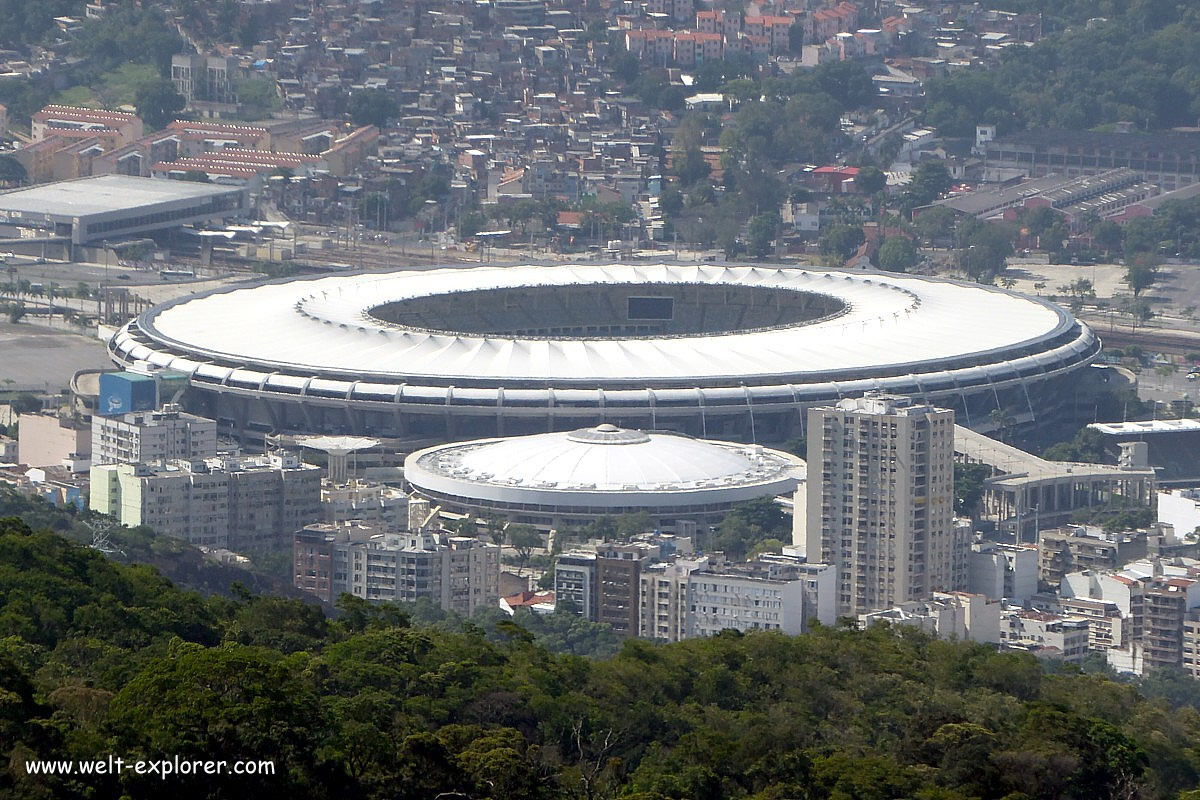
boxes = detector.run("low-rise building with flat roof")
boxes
[0,174,248,249]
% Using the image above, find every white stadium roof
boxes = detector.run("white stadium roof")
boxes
[128,264,1072,385]
[405,423,804,509]
[110,263,1099,439]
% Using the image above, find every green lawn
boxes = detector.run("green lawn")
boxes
[52,63,159,110]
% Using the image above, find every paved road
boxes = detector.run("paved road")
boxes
[0,321,111,392]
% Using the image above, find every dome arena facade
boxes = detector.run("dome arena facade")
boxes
[404,423,804,530]
[108,263,1100,443]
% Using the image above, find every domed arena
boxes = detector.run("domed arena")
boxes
[108,263,1100,443]
[403,423,805,530]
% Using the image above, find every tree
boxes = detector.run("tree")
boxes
[958,221,1016,281]
[1125,258,1160,297]
[672,146,712,186]
[746,211,780,258]
[1041,428,1108,464]
[913,206,956,243]
[616,512,653,537]
[1091,219,1123,254]
[877,236,919,272]
[9,392,40,413]
[953,462,991,516]
[459,211,486,239]
[659,187,683,215]
[746,538,787,558]
[902,161,953,210]
[5,301,24,324]
[819,223,865,260]
[1122,296,1155,330]
[134,79,185,129]
[108,645,323,797]
[856,165,886,195]
[451,517,478,537]
[788,21,805,53]
[813,60,875,109]
[348,87,398,128]
[611,51,640,83]
[507,524,542,574]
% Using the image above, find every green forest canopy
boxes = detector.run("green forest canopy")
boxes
[4,513,1200,799]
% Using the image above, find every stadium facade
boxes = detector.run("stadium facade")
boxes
[108,263,1101,444]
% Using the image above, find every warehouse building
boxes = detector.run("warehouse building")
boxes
[0,174,248,250]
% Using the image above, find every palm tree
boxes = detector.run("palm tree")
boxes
[989,406,1015,443]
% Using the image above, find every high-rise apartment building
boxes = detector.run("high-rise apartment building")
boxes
[805,393,961,616]
[639,557,709,642]
[595,543,659,637]
[91,404,218,466]
[91,450,321,550]
[555,552,600,619]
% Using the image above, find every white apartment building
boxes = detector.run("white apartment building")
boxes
[90,404,218,466]
[327,528,500,616]
[321,479,408,528]
[91,450,320,550]
[555,552,599,619]
[1061,557,1200,675]
[860,591,1002,643]
[1001,611,1090,662]
[639,557,709,642]
[805,393,962,616]
[968,539,1039,604]
[1060,596,1126,652]
[687,568,807,636]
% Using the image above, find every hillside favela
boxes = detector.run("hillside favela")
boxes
[5,0,1200,797]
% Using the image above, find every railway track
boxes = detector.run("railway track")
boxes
[1092,326,1200,353]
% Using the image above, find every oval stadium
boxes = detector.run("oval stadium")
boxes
[108,263,1101,444]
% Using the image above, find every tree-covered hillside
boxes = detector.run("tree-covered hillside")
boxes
[3,515,1200,799]
[926,9,1200,135]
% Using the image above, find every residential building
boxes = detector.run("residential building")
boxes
[805,393,961,616]
[597,542,659,637]
[1060,596,1125,652]
[860,591,1002,643]
[90,404,217,466]
[295,522,500,615]
[1182,612,1200,678]
[90,450,320,550]
[1061,558,1200,674]
[171,54,241,106]
[968,539,1038,603]
[1038,524,1157,589]
[555,551,599,619]
[1001,611,1090,662]
[321,479,409,528]
[17,413,90,470]
[31,105,143,147]
[1143,579,1199,672]
[687,561,809,636]
[639,557,709,642]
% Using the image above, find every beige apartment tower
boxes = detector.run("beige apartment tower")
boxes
[805,393,961,616]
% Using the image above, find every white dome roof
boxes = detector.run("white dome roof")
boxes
[404,425,805,511]
[453,424,762,489]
